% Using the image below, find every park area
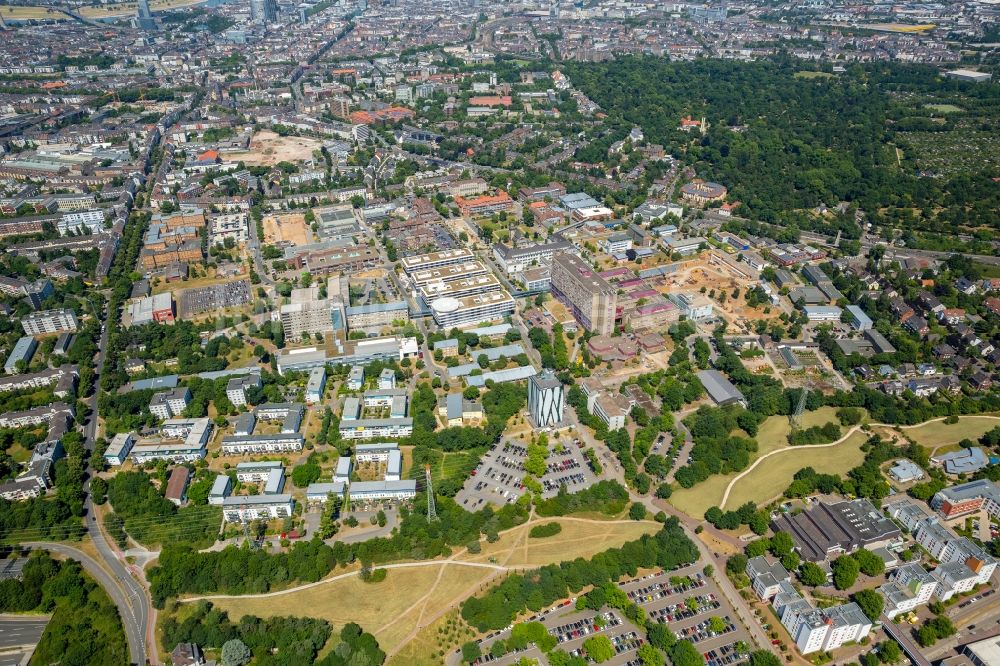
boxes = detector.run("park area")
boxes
[192,515,658,661]
[669,407,864,518]
[874,415,1000,456]
[228,130,324,166]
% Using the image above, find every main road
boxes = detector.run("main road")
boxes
[80,295,157,665]
[24,541,145,665]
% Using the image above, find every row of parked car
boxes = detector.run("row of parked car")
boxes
[677,615,736,644]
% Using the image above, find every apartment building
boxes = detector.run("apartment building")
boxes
[220,433,305,455]
[345,301,409,329]
[782,602,872,654]
[454,192,514,217]
[347,480,417,502]
[221,494,293,522]
[104,432,135,466]
[339,396,413,440]
[21,309,79,335]
[225,373,261,407]
[4,336,37,374]
[0,367,77,395]
[149,387,192,420]
[879,563,937,618]
[550,253,617,336]
[305,366,326,404]
[130,419,211,463]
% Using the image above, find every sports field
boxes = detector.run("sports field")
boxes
[669,406,848,518]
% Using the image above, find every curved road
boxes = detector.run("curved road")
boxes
[25,541,145,665]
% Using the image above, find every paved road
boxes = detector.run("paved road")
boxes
[0,615,49,650]
[570,410,775,654]
[23,542,144,665]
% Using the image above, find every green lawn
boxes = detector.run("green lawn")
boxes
[723,431,868,509]
[898,416,1000,450]
[669,406,857,518]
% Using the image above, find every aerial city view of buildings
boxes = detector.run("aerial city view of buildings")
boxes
[0,0,997,664]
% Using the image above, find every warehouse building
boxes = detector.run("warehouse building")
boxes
[772,498,901,562]
[697,369,747,408]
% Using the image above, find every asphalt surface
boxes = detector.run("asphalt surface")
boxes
[23,542,144,664]
[79,305,153,665]
[0,615,49,650]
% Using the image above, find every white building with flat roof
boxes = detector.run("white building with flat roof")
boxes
[104,432,134,466]
[221,494,293,522]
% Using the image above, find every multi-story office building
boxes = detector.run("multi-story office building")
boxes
[492,239,575,276]
[400,248,474,275]
[429,290,516,329]
[550,254,617,335]
[149,387,191,420]
[667,292,714,320]
[249,0,278,23]
[931,479,1000,518]
[21,309,78,335]
[528,369,564,427]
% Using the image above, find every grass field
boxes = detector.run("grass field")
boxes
[795,71,835,79]
[669,406,848,518]
[389,609,475,666]
[925,103,964,114]
[889,416,1000,450]
[722,431,868,509]
[457,518,658,568]
[203,517,656,658]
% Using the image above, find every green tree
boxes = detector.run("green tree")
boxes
[832,554,859,590]
[462,641,482,663]
[638,643,665,666]
[221,638,251,666]
[629,502,647,520]
[799,561,827,587]
[583,635,614,663]
[291,463,322,488]
[852,588,884,622]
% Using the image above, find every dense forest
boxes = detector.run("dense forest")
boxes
[564,57,1000,235]
[0,552,127,665]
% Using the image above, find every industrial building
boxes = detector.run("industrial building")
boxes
[771,498,901,562]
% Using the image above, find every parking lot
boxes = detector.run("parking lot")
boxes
[179,279,253,317]
[455,564,752,666]
[456,439,596,510]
